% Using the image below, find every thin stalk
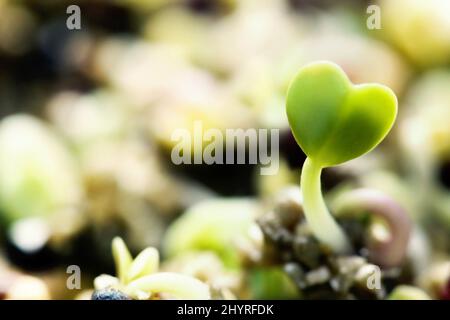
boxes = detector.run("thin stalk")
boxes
[300,157,351,253]
[331,188,412,268]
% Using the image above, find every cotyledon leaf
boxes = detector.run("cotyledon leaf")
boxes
[127,247,159,282]
[112,237,133,284]
[286,61,397,167]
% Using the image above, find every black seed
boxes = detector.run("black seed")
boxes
[92,288,131,300]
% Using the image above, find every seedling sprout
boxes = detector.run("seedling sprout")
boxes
[286,61,398,253]
[93,237,210,300]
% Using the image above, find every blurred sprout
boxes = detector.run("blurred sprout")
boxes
[163,252,240,298]
[0,115,83,224]
[164,199,262,268]
[388,285,431,300]
[380,0,450,67]
[94,237,211,300]
[399,71,450,228]
[400,71,450,160]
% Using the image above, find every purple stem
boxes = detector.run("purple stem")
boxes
[333,188,412,269]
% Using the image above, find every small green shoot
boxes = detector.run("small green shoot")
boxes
[286,61,397,253]
[94,237,210,300]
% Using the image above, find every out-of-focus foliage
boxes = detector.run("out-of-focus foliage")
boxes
[0,0,447,300]
[0,115,83,223]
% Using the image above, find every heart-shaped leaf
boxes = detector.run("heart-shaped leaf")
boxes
[286,61,397,167]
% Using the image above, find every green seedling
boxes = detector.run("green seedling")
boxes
[94,237,210,300]
[0,115,82,224]
[286,61,397,253]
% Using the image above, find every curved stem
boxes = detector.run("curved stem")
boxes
[332,188,412,268]
[300,157,351,253]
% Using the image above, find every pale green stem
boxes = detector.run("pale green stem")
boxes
[300,157,351,253]
[125,273,211,300]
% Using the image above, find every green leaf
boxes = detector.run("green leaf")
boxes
[112,237,133,284]
[286,61,397,167]
[127,247,159,282]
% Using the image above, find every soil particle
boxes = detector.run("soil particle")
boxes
[257,189,408,299]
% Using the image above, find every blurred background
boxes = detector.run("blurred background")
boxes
[0,0,448,300]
